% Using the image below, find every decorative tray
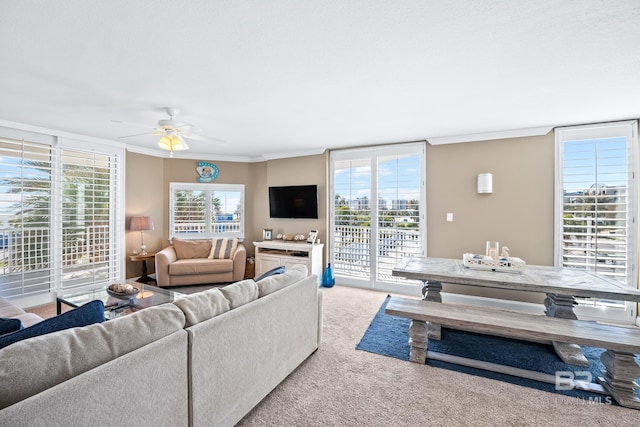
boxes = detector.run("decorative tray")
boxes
[462,253,526,273]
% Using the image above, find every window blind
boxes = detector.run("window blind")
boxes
[170,183,245,239]
[0,135,123,298]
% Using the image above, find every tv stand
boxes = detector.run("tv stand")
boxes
[253,241,324,284]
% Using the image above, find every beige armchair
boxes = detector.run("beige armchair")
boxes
[155,239,246,287]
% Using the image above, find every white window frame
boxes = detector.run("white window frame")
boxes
[169,182,245,240]
[0,128,125,307]
[329,142,426,295]
[554,120,638,324]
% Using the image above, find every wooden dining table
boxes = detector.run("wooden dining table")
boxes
[392,256,640,365]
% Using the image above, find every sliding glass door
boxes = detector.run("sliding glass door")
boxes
[330,142,426,292]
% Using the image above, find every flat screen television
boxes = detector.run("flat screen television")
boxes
[269,185,318,219]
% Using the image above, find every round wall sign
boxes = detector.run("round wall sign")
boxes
[196,161,219,182]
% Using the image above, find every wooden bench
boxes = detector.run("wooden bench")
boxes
[385,296,640,409]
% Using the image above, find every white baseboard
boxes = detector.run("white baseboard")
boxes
[636,317,640,327]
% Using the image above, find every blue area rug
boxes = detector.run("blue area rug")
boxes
[357,295,640,404]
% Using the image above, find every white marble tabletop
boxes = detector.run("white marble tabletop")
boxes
[392,256,640,302]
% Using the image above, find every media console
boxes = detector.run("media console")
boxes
[253,241,324,285]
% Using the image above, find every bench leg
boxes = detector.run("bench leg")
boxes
[544,293,578,319]
[544,293,589,367]
[597,350,640,409]
[408,320,428,363]
[420,280,442,340]
[421,280,442,302]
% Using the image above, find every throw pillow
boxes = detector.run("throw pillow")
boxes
[257,264,308,297]
[255,265,285,282]
[172,238,212,259]
[208,238,238,259]
[0,317,23,336]
[0,300,105,350]
[220,279,259,309]
[173,288,231,327]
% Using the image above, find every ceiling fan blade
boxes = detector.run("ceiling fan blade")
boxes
[175,123,201,132]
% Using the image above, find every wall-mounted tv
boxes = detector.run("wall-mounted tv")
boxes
[269,184,318,219]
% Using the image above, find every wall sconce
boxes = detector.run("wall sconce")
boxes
[129,216,155,255]
[477,173,493,194]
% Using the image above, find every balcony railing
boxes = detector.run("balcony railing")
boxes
[333,225,421,281]
[0,226,112,297]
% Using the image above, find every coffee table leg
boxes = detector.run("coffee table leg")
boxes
[408,320,428,363]
[420,280,442,340]
[544,293,589,366]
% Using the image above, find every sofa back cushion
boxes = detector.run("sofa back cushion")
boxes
[172,238,212,259]
[257,264,308,297]
[0,300,105,350]
[208,238,238,259]
[219,279,259,309]
[173,288,231,327]
[0,303,186,409]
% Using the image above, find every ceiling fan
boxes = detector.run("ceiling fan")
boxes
[117,107,207,156]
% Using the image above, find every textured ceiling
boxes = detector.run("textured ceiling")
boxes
[1,0,639,161]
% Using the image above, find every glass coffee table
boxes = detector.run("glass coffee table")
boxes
[57,283,185,320]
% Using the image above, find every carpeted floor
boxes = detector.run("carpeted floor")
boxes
[237,285,638,426]
[26,285,639,425]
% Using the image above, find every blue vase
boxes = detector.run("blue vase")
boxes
[322,263,335,288]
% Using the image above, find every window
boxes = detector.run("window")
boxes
[329,142,426,293]
[170,182,244,240]
[555,121,637,322]
[0,133,123,299]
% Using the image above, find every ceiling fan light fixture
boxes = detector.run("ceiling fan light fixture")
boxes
[157,134,189,155]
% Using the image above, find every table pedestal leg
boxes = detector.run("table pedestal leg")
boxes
[597,350,640,409]
[408,320,428,363]
[421,280,442,340]
[544,293,589,367]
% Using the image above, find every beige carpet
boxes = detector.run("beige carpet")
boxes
[26,285,637,425]
[237,285,637,426]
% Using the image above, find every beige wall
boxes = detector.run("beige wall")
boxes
[124,152,328,278]
[125,135,555,303]
[426,133,554,262]
[125,152,165,278]
[426,133,555,301]
[255,153,328,260]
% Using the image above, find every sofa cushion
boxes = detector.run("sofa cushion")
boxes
[0,300,105,350]
[256,265,285,282]
[220,279,259,309]
[0,296,27,318]
[257,264,308,297]
[208,238,238,259]
[172,238,212,259]
[0,318,22,335]
[173,288,231,327]
[169,258,234,275]
[0,303,186,410]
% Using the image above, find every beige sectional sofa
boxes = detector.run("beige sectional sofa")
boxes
[0,296,44,328]
[0,265,322,427]
[155,238,247,287]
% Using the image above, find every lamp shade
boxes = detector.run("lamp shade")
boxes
[129,216,154,231]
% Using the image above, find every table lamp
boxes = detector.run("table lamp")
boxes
[129,215,154,255]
